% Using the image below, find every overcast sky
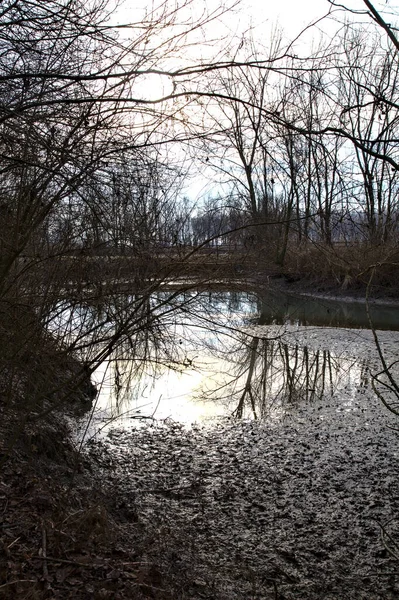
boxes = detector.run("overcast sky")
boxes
[236,0,334,39]
[229,0,398,50]
[117,1,398,61]
[234,0,394,32]
[116,0,398,199]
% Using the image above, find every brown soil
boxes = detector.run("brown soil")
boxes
[0,411,153,600]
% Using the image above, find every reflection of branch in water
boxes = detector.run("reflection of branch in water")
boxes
[71,287,376,426]
[233,337,259,419]
[84,290,261,420]
[366,267,399,416]
[359,361,369,389]
[225,334,339,419]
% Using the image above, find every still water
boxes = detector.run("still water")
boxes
[84,289,399,435]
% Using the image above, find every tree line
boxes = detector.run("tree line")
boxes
[0,0,398,439]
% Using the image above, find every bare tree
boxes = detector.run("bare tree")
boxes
[0,0,249,449]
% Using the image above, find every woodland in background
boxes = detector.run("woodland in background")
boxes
[0,0,397,450]
[1,2,399,599]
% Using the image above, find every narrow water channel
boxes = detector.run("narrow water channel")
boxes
[85,289,399,599]
[81,288,399,437]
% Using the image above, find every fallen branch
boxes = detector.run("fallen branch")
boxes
[33,555,104,568]
[0,579,37,589]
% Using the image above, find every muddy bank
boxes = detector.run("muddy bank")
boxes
[3,319,399,598]
[273,278,399,306]
[0,405,154,600]
[269,273,399,304]
[90,378,399,599]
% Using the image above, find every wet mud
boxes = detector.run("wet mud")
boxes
[90,380,399,599]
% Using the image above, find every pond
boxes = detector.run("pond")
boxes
[79,287,399,437]
[84,288,399,599]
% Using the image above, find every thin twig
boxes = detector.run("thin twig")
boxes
[33,555,103,568]
[376,519,399,561]
[41,520,50,586]
[366,267,399,398]
[6,537,20,550]
[32,554,148,569]
[0,579,37,589]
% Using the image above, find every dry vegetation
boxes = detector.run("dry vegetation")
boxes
[280,242,399,297]
[2,0,399,597]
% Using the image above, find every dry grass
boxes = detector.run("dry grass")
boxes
[283,240,399,295]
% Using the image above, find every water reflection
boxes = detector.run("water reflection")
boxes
[199,332,370,421]
[256,289,399,330]
[86,290,257,429]
[82,288,393,433]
